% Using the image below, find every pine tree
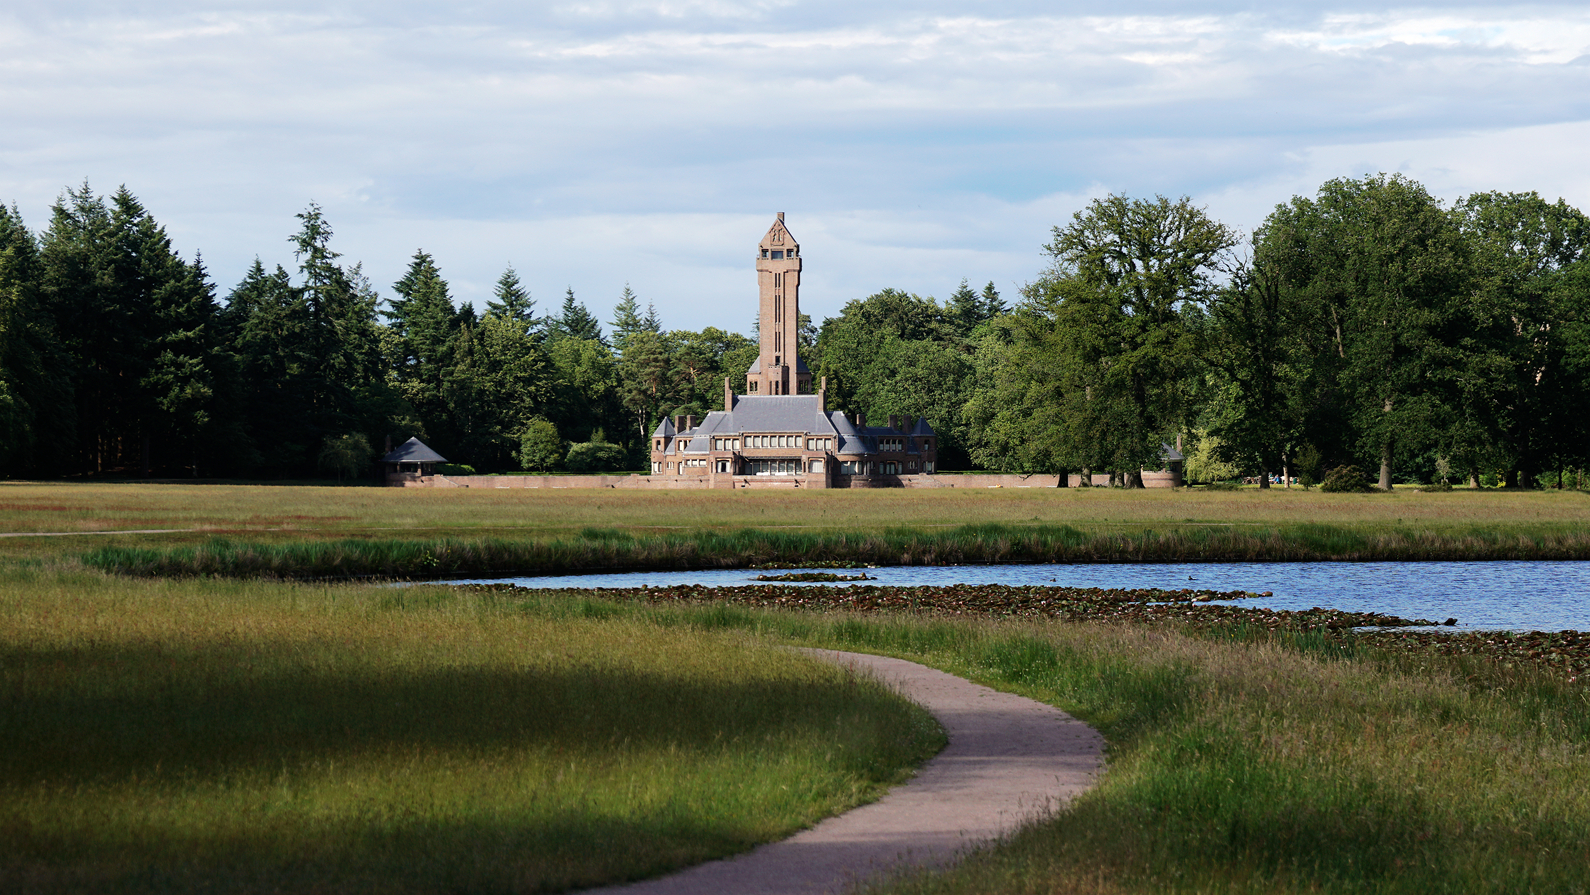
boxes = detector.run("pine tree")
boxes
[0,202,73,474]
[549,287,604,343]
[387,250,460,377]
[981,281,1008,318]
[485,265,535,328]
[949,279,982,333]
[610,284,646,354]
[37,183,228,474]
[642,301,662,334]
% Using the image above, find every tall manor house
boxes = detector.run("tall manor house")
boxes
[649,214,939,488]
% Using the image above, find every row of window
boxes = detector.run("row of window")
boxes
[838,459,929,474]
[652,457,935,476]
[659,435,924,456]
[760,249,798,259]
[748,459,819,476]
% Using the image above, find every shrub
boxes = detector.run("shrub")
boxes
[518,418,563,472]
[1293,444,1323,488]
[435,463,476,476]
[317,434,372,481]
[1202,482,1240,491]
[566,438,627,472]
[1320,465,1375,493]
[1418,481,1453,492]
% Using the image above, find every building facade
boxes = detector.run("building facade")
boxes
[649,214,938,488]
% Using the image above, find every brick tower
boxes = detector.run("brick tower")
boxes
[746,212,811,396]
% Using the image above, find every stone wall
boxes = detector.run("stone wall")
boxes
[1065,470,1183,488]
[389,472,1078,490]
[387,473,708,489]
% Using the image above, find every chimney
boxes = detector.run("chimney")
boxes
[675,415,684,432]
[856,411,866,428]
[817,376,826,412]
[777,211,784,222]
[686,415,697,430]
[888,415,900,431]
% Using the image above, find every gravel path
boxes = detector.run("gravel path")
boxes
[584,649,1105,895]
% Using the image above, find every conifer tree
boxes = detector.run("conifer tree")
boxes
[949,279,982,334]
[610,284,644,354]
[548,287,604,343]
[981,281,1007,318]
[485,265,535,329]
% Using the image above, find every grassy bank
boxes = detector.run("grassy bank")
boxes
[4,482,1590,560]
[515,589,1590,894]
[77,520,1590,580]
[7,562,1589,893]
[0,570,941,894]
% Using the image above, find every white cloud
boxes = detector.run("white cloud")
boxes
[1,3,1587,333]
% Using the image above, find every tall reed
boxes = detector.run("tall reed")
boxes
[81,522,1590,580]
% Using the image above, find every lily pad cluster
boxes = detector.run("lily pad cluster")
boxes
[752,572,876,582]
[1358,629,1590,682]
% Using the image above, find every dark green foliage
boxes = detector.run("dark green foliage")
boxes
[317,433,373,481]
[815,288,975,467]
[1320,465,1375,492]
[565,429,627,472]
[6,175,1590,484]
[518,418,563,472]
[484,264,535,325]
[609,284,653,355]
[548,288,604,344]
[0,204,73,474]
[966,195,1236,479]
[35,184,233,476]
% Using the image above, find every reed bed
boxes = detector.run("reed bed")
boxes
[80,521,1590,580]
[0,569,942,894]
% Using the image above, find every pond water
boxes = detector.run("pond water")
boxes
[450,561,1590,632]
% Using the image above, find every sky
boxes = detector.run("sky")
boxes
[3,2,1589,334]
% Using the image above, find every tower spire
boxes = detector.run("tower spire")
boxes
[747,214,808,396]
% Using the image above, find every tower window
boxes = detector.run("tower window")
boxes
[771,251,783,259]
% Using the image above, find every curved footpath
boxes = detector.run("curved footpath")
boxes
[584,649,1106,895]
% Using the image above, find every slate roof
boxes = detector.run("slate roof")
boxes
[381,437,447,464]
[651,416,677,438]
[1160,442,1185,462]
[828,410,866,454]
[657,396,937,458]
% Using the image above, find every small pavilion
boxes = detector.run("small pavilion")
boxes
[381,437,447,482]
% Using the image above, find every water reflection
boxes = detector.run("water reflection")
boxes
[450,561,1590,632]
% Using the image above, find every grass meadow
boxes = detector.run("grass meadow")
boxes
[5,482,1590,893]
[6,481,1590,573]
[0,569,942,894]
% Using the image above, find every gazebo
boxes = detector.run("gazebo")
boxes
[381,437,447,483]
